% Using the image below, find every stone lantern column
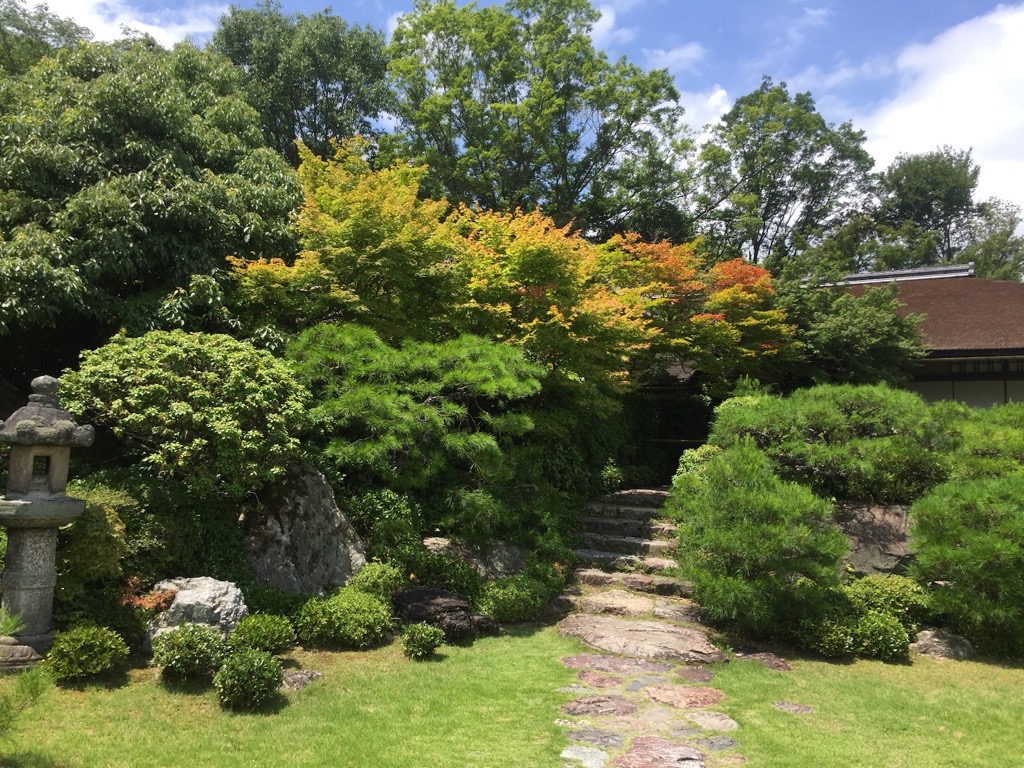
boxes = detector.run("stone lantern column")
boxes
[0,376,94,668]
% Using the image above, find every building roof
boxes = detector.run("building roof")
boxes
[848,270,1024,357]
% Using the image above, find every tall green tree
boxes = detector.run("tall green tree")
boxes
[0,41,301,386]
[385,0,686,234]
[0,0,90,75]
[693,77,873,269]
[210,1,392,165]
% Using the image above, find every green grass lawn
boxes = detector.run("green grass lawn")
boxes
[2,626,1021,768]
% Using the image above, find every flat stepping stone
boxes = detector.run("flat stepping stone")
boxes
[694,736,737,752]
[282,669,324,691]
[684,711,740,731]
[568,728,625,749]
[670,727,704,739]
[646,685,725,709]
[611,737,705,767]
[622,573,692,597]
[559,614,727,664]
[559,685,600,693]
[579,670,623,688]
[626,675,669,692]
[575,568,619,586]
[677,668,714,683]
[734,651,792,671]
[652,603,703,623]
[562,745,609,768]
[580,589,656,616]
[563,654,673,674]
[773,701,814,715]
[563,695,639,717]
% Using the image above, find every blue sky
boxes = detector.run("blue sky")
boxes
[41,0,1024,208]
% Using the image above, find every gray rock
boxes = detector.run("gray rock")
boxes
[911,629,976,660]
[694,736,737,752]
[773,701,814,715]
[562,745,609,768]
[575,569,619,587]
[149,577,248,642]
[653,603,703,623]
[244,461,366,594]
[834,503,911,576]
[282,669,324,691]
[677,668,715,683]
[562,654,673,674]
[626,675,669,692]
[563,695,638,716]
[422,536,528,578]
[567,728,625,749]
[684,711,740,731]
[580,589,655,616]
[559,614,727,664]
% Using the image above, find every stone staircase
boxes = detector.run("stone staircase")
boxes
[573,488,681,574]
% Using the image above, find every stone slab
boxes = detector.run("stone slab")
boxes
[646,685,725,709]
[563,695,639,717]
[611,737,704,767]
[580,590,656,616]
[567,728,626,749]
[773,701,814,715]
[562,745,609,768]
[579,670,623,688]
[562,654,673,674]
[559,614,727,664]
[677,668,714,683]
[684,711,740,731]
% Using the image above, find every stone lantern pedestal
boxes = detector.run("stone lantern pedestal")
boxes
[0,376,93,668]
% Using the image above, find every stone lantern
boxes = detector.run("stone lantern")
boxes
[0,375,94,668]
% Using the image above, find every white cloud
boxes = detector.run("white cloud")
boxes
[385,11,403,40]
[44,0,225,46]
[643,43,706,74]
[859,4,1024,207]
[592,5,636,50]
[677,86,731,139]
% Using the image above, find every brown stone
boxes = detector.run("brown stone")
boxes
[646,685,725,709]
[677,667,714,683]
[578,670,622,688]
[575,568,619,587]
[563,695,639,717]
[685,711,740,731]
[734,651,792,671]
[611,737,705,767]
[580,589,655,616]
[562,654,673,674]
[559,614,727,664]
[282,669,324,691]
[834,502,911,576]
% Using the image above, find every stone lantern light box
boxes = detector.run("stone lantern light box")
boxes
[0,375,94,667]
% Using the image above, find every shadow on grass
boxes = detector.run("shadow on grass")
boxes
[56,668,132,691]
[0,750,72,768]
[223,691,290,716]
[158,675,215,696]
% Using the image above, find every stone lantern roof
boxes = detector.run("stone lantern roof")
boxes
[0,376,94,448]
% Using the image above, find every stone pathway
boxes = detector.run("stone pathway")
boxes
[555,488,810,768]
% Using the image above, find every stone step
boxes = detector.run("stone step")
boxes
[573,567,692,597]
[581,502,665,521]
[580,532,677,557]
[574,549,678,574]
[595,488,671,507]
[577,516,678,539]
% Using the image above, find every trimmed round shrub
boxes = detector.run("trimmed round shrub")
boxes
[293,588,393,649]
[909,474,1024,656]
[844,575,928,632]
[401,623,445,660]
[850,610,910,662]
[152,623,228,681]
[46,625,129,684]
[348,562,406,602]
[475,574,551,623]
[228,614,296,656]
[800,616,854,659]
[213,649,283,711]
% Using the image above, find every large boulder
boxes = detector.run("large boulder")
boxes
[148,576,248,645]
[392,587,499,641]
[910,629,976,660]
[558,614,727,664]
[834,503,911,576]
[244,461,366,594]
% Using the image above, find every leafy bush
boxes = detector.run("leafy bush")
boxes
[474,574,552,623]
[213,649,283,711]
[45,625,129,684]
[934,401,1024,482]
[227,614,296,656]
[293,588,393,650]
[844,575,928,632]
[850,610,910,662]
[241,585,310,619]
[708,383,947,503]
[348,563,406,601]
[344,490,422,552]
[910,475,1024,656]
[669,444,723,499]
[666,441,847,636]
[401,623,445,660]
[152,623,228,681]
[55,483,129,604]
[61,330,310,501]
[374,544,485,601]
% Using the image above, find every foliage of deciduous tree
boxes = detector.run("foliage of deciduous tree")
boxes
[385,0,686,234]
[693,77,873,269]
[0,0,90,75]
[210,1,392,165]
[0,41,302,385]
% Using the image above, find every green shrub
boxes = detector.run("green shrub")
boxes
[844,575,928,632]
[401,623,445,660]
[375,544,485,600]
[293,588,393,649]
[936,401,1024,482]
[667,441,847,637]
[910,475,1024,656]
[344,490,422,551]
[850,610,910,662]
[45,625,129,684]
[708,383,947,503]
[474,574,551,623]
[670,444,722,498]
[152,623,228,681]
[227,614,296,656]
[348,563,406,602]
[55,483,130,604]
[213,649,283,711]
[800,616,855,658]
[241,585,310,619]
